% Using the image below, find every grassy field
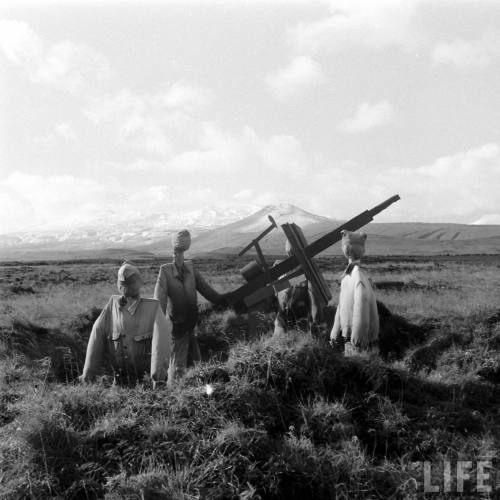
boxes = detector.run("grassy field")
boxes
[0,255,499,499]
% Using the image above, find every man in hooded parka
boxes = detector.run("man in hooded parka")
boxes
[80,262,172,386]
[330,230,379,356]
[273,239,323,337]
[154,229,225,380]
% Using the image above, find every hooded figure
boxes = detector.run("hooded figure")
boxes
[330,231,379,356]
[80,262,172,386]
[154,230,226,382]
[273,239,322,337]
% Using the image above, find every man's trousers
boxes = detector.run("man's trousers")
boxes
[169,322,201,382]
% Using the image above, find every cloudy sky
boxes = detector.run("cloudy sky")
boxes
[1,0,500,234]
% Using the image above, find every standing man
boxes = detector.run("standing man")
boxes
[80,262,172,387]
[154,229,225,380]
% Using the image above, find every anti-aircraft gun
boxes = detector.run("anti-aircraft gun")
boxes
[226,194,401,313]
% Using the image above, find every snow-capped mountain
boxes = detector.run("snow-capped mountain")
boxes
[0,205,258,251]
[234,204,333,233]
[186,204,338,255]
[1,203,500,260]
[0,203,336,259]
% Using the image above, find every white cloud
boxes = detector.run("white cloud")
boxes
[304,142,500,222]
[0,124,319,231]
[87,84,213,124]
[0,172,113,232]
[170,124,312,176]
[0,19,111,93]
[415,143,499,177]
[87,89,174,157]
[160,82,214,110]
[2,141,498,233]
[233,189,253,200]
[0,188,35,232]
[0,169,270,234]
[85,88,141,123]
[85,84,214,158]
[266,56,326,100]
[289,0,422,54]
[0,171,219,233]
[432,32,500,69]
[380,143,500,220]
[340,100,395,133]
[87,121,315,181]
[471,214,500,225]
[35,122,77,144]
[98,122,315,177]
[3,5,500,232]
[35,40,111,92]
[55,123,76,141]
[119,112,172,157]
[0,19,42,64]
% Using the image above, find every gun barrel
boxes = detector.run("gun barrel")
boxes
[305,194,400,257]
[367,194,401,217]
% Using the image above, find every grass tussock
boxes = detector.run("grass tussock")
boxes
[0,319,86,383]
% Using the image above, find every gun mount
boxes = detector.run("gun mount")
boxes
[227,194,401,312]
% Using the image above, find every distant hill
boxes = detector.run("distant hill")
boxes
[0,248,157,262]
[186,207,500,257]
[1,203,500,261]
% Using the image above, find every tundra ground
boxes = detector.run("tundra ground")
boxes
[0,255,499,499]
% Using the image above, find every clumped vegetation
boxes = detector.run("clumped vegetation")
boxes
[0,256,499,498]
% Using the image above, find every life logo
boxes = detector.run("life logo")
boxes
[420,459,499,495]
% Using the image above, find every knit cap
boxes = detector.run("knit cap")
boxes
[117,261,141,283]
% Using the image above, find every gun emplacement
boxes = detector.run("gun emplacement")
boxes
[226,194,401,310]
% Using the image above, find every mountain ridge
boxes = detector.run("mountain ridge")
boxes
[1,203,500,260]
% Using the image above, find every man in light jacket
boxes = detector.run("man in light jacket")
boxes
[154,229,225,381]
[80,262,172,387]
[330,230,379,356]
